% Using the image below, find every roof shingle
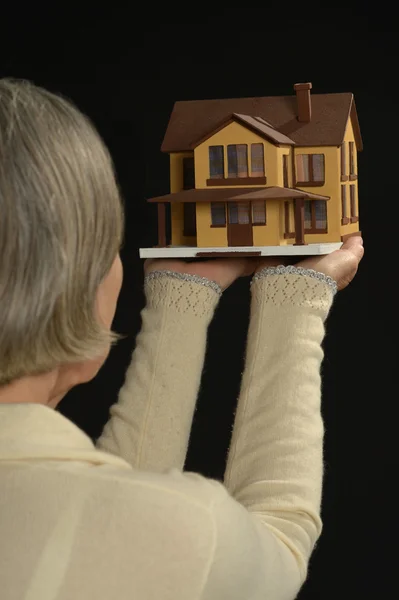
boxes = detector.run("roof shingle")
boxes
[161,92,362,152]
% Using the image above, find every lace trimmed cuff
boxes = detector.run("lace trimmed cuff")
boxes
[250,265,336,317]
[144,270,221,320]
[252,265,337,295]
[145,270,222,296]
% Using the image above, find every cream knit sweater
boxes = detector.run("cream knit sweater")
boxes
[0,268,335,600]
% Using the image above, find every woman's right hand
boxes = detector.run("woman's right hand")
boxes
[255,235,364,292]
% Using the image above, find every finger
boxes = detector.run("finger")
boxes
[340,236,364,262]
[341,235,363,251]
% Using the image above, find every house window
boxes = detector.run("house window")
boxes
[183,203,197,236]
[341,185,349,224]
[304,201,312,229]
[296,154,325,185]
[284,202,289,232]
[252,201,266,225]
[283,155,289,187]
[350,184,358,221]
[183,157,195,190]
[209,146,224,179]
[211,202,226,226]
[304,200,327,232]
[349,142,355,175]
[228,202,250,224]
[341,144,347,180]
[251,144,265,177]
[228,144,248,178]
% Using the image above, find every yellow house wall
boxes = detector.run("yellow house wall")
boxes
[194,121,284,246]
[169,152,196,246]
[340,116,360,239]
[277,146,293,187]
[294,145,341,243]
[168,118,359,248]
[194,121,279,188]
[252,200,280,245]
[196,203,227,247]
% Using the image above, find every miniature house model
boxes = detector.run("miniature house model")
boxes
[140,83,362,258]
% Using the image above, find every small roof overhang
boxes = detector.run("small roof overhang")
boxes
[147,186,330,204]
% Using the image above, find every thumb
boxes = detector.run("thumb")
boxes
[326,237,364,290]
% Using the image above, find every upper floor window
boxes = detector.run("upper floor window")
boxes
[296,154,325,185]
[209,146,224,179]
[228,144,248,178]
[183,157,195,190]
[349,141,355,175]
[251,144,265,177]
[341,144,347,180]
[208,143,265,183]
[282,155,289,187]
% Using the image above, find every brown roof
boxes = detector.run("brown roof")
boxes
[161,92,363,152]
[147,187,330,204]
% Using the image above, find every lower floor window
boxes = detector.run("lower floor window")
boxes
[304,200,327,232]
[211,200,267,227]
[252,200,266,225]
[350,184,358,219]
[183,202,197,236]
[228,202,250,224]
[211,203,226,226]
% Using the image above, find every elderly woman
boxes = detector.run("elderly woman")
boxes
[0,79,363,600]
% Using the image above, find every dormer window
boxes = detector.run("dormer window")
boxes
[207,143,266,185]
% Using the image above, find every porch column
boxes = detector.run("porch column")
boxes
[293,198,306,245]
[157,202,167,247]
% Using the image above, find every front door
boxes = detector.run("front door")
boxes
[227,201,253,247]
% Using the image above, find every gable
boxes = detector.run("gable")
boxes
[191,113,295,148]
[195,119,281,151]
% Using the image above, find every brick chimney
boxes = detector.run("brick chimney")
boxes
[294,82,312,123]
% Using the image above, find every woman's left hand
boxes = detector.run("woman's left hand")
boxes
[144,257,273,292]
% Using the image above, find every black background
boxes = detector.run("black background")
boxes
[1,10,396,599]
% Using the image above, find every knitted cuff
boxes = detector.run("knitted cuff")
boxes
[251,265,336,318]
[144,270,221,320]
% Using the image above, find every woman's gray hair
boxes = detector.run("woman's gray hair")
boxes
[0,78,125,387]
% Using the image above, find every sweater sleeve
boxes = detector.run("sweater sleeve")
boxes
[203,267,336,599]
[96,271,221,472]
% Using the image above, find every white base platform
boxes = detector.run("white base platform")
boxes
[139,243,342,259]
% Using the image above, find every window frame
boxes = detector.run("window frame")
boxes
[304,199,328,233]
[349,141,357,180]
[210,202,227,228]
[206,143,267,186]
[341,143,348,181]
[250,143,265,178]
[295,153,326,186]
[341,185,350,224]
[252,200,266,226]
[350,184,358,222]
[227,144,249,178]
[183,156,195,190]
[183,202,197,236]
[283,155,289,188]
[208,145,225,180]
[284,200,295,239]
